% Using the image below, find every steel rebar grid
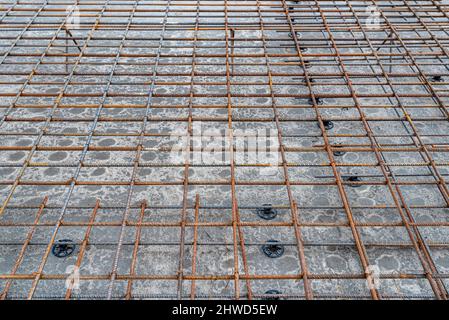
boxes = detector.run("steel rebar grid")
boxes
[0,0,449,300]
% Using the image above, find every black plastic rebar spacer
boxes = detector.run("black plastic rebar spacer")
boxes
[256,204,278,220]
[345,175,362,187]
[431,75,443,82]
[309,97,324,106]
[333,144,345,156]
[265,289,282,300]
[52,239,76,258]
[321,119,334,130]
[288,32,301,39]
[262,240,285,258]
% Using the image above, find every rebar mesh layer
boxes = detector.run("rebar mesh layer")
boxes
[0,0,449,300]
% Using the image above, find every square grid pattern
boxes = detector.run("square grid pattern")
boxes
[0,0,448,299]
